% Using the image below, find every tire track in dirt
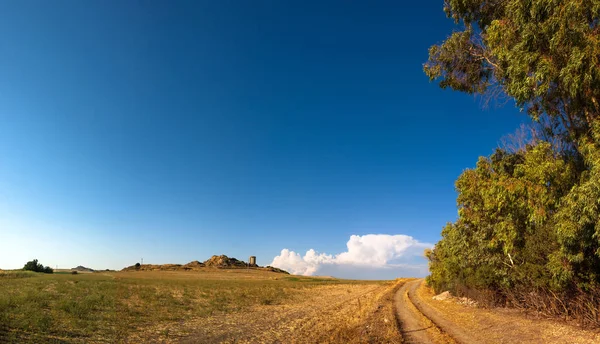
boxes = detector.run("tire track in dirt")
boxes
[395,279,436,343]
[395,279,479,344]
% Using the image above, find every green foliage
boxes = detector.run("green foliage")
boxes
[22,259,54,274]
[552,125,600,290]
[425,0,600,141]
[428,143,578,292]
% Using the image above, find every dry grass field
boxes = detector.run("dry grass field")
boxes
[0,269,404,343]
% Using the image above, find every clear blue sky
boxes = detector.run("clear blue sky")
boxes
[0,1,524,274]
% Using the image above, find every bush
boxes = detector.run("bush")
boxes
[23,259,54,274]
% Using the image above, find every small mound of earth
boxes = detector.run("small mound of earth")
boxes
[432,291,452,301]
[263,266,289,274]
[71,266,95,272]
[182,260,205,270]
[125,264,182,271]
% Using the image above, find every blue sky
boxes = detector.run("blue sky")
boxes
[0,1,524,277]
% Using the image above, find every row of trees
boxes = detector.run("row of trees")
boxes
[424,0,600,325]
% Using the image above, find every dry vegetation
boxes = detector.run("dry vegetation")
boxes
[417,281,600,344]
[0,269,403,343]
[180,277,406,343]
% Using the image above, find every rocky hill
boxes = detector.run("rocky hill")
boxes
[121,255,289,274]
[204,255,247,268]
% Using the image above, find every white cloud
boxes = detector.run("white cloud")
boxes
[270,234,433,279]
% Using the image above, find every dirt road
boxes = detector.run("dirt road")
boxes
[394,279,476,344]
[394,280,436,343]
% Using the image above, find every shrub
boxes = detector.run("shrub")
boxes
[23,259,54,274]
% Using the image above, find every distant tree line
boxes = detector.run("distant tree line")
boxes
[23,259,54,274]
[425,0,600,325]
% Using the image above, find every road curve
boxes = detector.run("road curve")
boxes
[396,279,481,344]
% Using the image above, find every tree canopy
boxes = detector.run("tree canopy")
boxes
[425,0,600,141]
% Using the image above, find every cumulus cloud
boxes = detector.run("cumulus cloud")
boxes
[270,234,433,279]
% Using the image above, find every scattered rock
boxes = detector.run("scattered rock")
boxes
[431,291,477,306]
[456,296,478,307]
[433,291,452,301]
